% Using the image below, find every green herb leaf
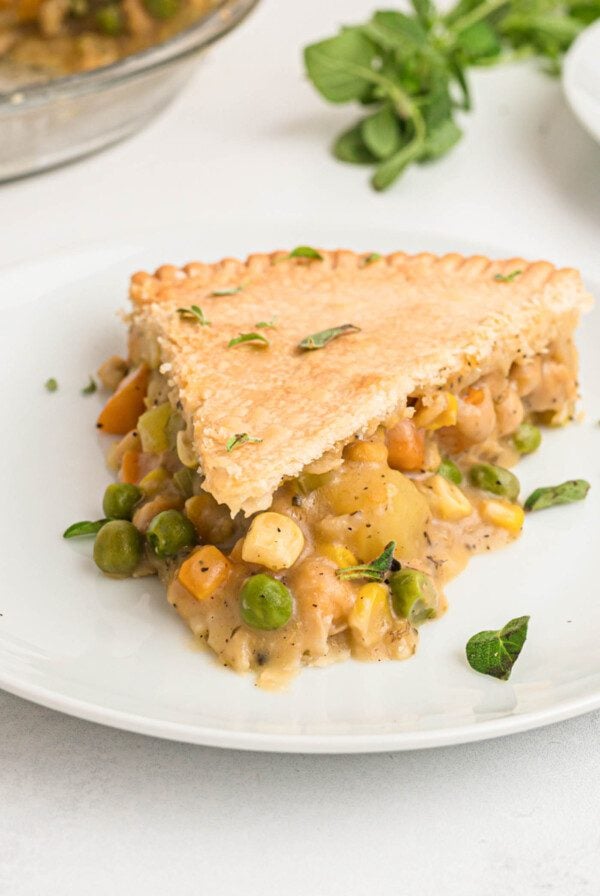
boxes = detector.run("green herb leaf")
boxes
[365,10,429,52]
[421,118,463,161]
[82,376,97,395]
[298,323,360,351]
[286,246,323,261]
[364,252,382,265]
[466,615,530,680]
[494,269,523,282]
[361,104,403,159]
[303,1,596,190]
[336,541,397,581]
[411,0,436,30]
[524,479,590,511]
[304,29,378,103]
[333,123,378,165]
[45,377,58,392]
[372,138,422,191]
[63,519,108,538]
[455,21,502,62]
[177,305,211,325]
[449,57,471,110]
[255,319,277,329]
[210,287,242,296]
[228,332,270,348]
[225,433,263,452]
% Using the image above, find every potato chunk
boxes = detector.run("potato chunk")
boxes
[317,463,429,561]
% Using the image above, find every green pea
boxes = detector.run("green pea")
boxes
[143,0,179,19]
[102,483,143,521]
[94,520,142,577]
[146,510,196,558]
[389,569,438,625]
[469,463,520,501]
[437,457,462,484]
[240,574,293,630]
[513,422,542,455]
[95,5,124,35]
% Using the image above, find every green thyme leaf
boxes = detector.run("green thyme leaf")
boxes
[336,541,397,581]
[524,479,590,511]
[82,376,97,395]
[466,615,530,680]
[228,332,270,348]
[177,305,211,326]
[298,323,360,351]
[45,377,58,392]
[210,287,242,296]
[494,269,523,282]
[364,252,382,265]
[286,246,324,261]
[225,433,263,452]
[63,519,108,538]
[255,319,277,329]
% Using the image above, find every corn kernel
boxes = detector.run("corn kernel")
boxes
[421,474,472,520]
[241,512,305,570]
[413,392,458,431]
[138,466,169,496]
[343,440,389,464]
[348,583,392,647]
[177,545,231,601]
[479,499,525,534]
[319,543,358,568]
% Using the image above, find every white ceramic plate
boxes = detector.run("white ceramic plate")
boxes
[1,223,599,753]
[563,21,600,145]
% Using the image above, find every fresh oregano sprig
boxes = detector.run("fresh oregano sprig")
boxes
[336,541,398,581]
[304,0,598,190]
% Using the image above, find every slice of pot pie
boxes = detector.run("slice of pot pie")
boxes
[89,249,592,688]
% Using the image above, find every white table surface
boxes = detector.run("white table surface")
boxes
[1,1,599,893]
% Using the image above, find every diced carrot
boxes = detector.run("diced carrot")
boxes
[96,363,150,435]
[119,450,141,484]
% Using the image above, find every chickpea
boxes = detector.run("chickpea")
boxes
[386,419,425,471]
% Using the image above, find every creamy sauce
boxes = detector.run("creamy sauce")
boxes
[106,336,578,688]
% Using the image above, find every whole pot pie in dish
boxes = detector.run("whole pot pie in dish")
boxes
[75,248,593,689]
[0,0,219,78]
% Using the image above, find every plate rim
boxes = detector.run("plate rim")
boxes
[2,669,599,752]
[1,228,598,754]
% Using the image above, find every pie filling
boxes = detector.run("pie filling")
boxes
[94,332,578,688]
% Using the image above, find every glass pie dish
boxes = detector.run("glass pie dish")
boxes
[0,0,258,182]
